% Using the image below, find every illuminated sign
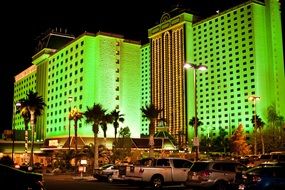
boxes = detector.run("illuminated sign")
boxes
[48,139,58,147]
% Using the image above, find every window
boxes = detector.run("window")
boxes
[173,159,192,168]
[156,159,170,167]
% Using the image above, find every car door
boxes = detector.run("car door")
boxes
[221,163,243,183]
[171,159,192,182]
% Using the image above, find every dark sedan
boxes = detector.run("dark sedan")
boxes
[0,163,46,190]
[238,165,285,190]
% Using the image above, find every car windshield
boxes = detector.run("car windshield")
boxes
[246,166,281,177]
[190,162,210,172]
[100,164,113,169]
[260,154,271,159]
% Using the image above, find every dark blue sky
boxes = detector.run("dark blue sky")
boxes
[0,0,284,133]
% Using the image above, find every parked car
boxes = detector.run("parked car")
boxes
[255,152,285,166]
[270,151,285,162]
[238,165,285,190]
[186,160,248,190]
[118,157,193,189]
[93,163,119,183]
[0,163,46,190]
[258,161,285,167]
[254,154,272,166]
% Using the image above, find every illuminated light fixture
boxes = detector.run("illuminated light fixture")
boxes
[184,63,208,161]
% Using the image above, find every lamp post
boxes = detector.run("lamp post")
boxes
[12,102,21,163]
[68,96,73,150]
[184,63,207,161]
[248,95,260,155]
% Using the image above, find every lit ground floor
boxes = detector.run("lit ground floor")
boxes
[0,136,177,166]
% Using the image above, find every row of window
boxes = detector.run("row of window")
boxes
[46,122,83,133]
[49,41,85,63]
[194,5,252,30]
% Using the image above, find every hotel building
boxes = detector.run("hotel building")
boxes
[149,0,284,143]
[11,0,284,149]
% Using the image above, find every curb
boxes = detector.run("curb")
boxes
[72,176,97,181]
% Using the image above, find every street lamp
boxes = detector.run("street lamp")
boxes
[12,102,21,163]
[248,95,260,155]
[184,63,207,161]
[68,96,73,150]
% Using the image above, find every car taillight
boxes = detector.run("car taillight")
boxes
[242,174,247,179]
[252,175,261,183]
[200,170,211,177]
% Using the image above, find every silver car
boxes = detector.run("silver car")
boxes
[94,164,119,183]
[185,160,247,190]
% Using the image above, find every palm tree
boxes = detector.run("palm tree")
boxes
[251,115,265,154]
[110,109,125,141]
[24,91,46,166]
[16,99,30,163]
[141,104,162,157]
[266,104,285,151]
[257,116,265,154]
[188,116,203,157]
[69,107,83,152]
[188,117,203,127]
[188,116,203,142]
[100,113,113,140]
[83,103,106,170]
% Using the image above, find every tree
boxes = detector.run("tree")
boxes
[188,117,203,140]
[69,107,83,152]
[188,117,203,128]
[251,115,265,154]
[23,91,46,166]
[0,155,14,167]
[54,150,75,171]
[213,127,229,153]
[83,103,106,170]
[230,124,251,156]
[16,99,31,163]
[263,104,285,152]
[100,113,113,140]
[110,109,125,141]
[111,127,132,163]
[141,104,162,157]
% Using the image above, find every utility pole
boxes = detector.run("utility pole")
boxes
[249,95,260,155]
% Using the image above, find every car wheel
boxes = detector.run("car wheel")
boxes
[151,175,163,190]
[107,174,113,183]
[32,183,46,190]
[215,181,227,190]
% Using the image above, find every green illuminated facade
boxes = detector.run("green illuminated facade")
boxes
[148,0,285,143]
[140,44,151,135]
[14,32,142,141]
[12,0,284,148]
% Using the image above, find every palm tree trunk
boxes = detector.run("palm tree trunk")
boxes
[74,121,78,168]
[75,121,78,152]
[114,127,118,142]
[94,132,99,170]
[254,128,257,155]
[149,120,155,157]
[24,128,29,164]
[260,128,265,154]
[30,111,35,166]
[149,134,154,157]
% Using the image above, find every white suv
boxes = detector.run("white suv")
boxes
[185,160,247,190]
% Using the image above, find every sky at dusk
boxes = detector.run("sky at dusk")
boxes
[0,0,284,133]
